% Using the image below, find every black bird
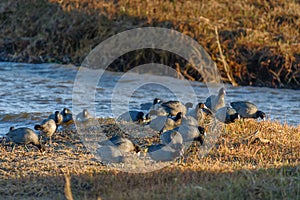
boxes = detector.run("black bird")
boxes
[34,119,57,145]
[187,102,213,124]
[47,111,63,126]
[147,143,184,162]
[140,98,163,111]
[149,111,183,133]
[117,110,148,124]
[76,109,93,122]
[5,127,45,152]
[158,101,193,116]
[215,106,240,124]
[98,135,140,153]
[175,116,206,145]
[60,108,73,124]
[230,101,266,120]
[204,87,226,112]
[160,130,183,148]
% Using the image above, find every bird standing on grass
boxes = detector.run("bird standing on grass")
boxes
[230,101,266,120]
[61,108,73,124]
[76,109,93,123]
[157,101,193,116]
[215,106,240,124]
[47,111,63,126]
[140,98,164,111]
[175,116,206,145]
[204,87,226,112]
[97,135,140,163]
[147,143,184,162]
[5,127,45,152]
[96,145,124,163]
[160,130,183,148]
[34,119,57,145]
[187,102,213,124]
[117,110,150,124]
[98,135,140,153]
[149,111,183,133]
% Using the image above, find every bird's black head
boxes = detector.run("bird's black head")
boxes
[175,112,183,120]
[83,109,88,116]
[143,113,152,124]
[144,113,151,120]
[197,103,205,109]
[230,113,240,123]
[198,126,206,136]
[195,127,206,145]
[257,111,266,120]
[153,98,161,105]
[136,112,145,123]
[62,108,72,115]
[134,144,141,153]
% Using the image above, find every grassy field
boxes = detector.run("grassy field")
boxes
[0,119,299,199]
[0,0,299,88]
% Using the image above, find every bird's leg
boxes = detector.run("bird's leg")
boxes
[176,154,184,164]
[24,145,29,152]
[11,144,16,152]
[38,134,43,143]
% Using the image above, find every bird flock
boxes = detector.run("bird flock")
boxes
[3,87,266,163]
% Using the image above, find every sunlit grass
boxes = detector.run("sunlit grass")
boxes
[0,119,299,199]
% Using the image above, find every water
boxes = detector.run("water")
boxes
[0,62,299,136]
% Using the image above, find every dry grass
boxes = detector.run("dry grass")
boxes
[0,118,299,199]
[0,0,299,88]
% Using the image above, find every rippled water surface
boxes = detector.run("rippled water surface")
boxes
[0,62,299,136]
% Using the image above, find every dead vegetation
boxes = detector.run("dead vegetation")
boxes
[0,0,299,88]
[0,118,299,199]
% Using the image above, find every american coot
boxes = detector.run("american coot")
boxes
[204,87,226,112]
[147,143,184,162]
[5,127,45,152]
[230,101,266,120]
[181,115,199,127]
[76,109,93,122]
[98,135,140,153]
[96,145,124,163]
[187,102,213,124]
[34,119,57,145]
[159,101,193,116]
[175,125,206,145]
[175,116,206,145]
[161,112,183,133]
[160,130,183,148]
[215,106,240,124]
[47,111,63,126]
[140,98,163,111]
[61,108,73,124]
[117,110,148,124]
[149,111,183,133]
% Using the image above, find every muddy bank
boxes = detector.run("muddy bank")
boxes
[0,0,299,89]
